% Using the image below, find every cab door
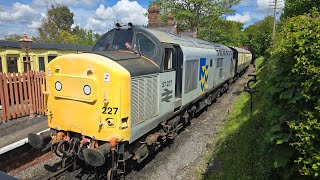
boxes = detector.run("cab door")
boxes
[162,44,183,109]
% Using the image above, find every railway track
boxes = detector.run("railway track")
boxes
[44,163,73,180]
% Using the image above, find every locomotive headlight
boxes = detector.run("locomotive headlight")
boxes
[55,81,62,91]
[83,85,91,95]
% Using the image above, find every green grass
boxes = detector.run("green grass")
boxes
[203,57,275,180]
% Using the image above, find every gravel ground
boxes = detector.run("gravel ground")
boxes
[13,66,254,180]
[13,154,60,179]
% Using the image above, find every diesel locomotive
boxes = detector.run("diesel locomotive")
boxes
[28,23,252,179]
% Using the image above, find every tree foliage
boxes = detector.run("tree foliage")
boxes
[282,0,319,19]
[37,4,101,45]
[241,16,273,58]
[38,4,74,43]
[198,19,243,46]
[264,11,320,178]
[4,34,22,41]
[151,0,242,46]
[151,0,240,31]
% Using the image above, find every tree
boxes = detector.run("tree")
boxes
[93,33,102,44]
[282,0,319,19]
[264,11,320,178]
[198,19,243,46]
[38,4,74,42]
[72,26,102,46]
[241,16,273,58]
[4,34,22,41]
[57,30,76,44]
[152,0,241,31]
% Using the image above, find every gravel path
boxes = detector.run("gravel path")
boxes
[13,66,254,180]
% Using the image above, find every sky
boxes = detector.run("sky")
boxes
[0,0,285,39]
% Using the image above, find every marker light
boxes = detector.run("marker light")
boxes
[83,85,91,95]
[55,81,62,91]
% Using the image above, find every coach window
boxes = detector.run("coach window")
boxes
[23,57,28,72]
[7,56,18,73]
[39,57,45,72]
[134,33,156,59]
[164,48,173,70]
[0,57,2,72]
[48,56,56,63]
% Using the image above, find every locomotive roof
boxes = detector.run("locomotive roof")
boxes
[143,28,218,50]
[211,42,232,51]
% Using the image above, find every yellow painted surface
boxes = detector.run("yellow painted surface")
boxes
[46,53,131,142]
[0,48,84,73]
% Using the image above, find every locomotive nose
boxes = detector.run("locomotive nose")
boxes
[45,53,131,141]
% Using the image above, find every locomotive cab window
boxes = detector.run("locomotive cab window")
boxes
[93,32,113,51]
[113,29,134,50]
[134,33,156,59]
[164,48,173,70]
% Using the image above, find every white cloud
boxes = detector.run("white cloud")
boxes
[84,17,108,31]
[27,21,42,29]
[256,0,270,10]
[0,3,37,22]
[96,4,116,19]
[257,0,285,11]
[32,0,98,7]
[0,0,147,39]
[94,0,148,24]
[227,12,252,24]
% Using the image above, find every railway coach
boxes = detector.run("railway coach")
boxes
[28,23,252,179]
[230,46,252,78]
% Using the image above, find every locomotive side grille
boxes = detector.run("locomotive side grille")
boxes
[131,75,159,126]
[184,60,198,93]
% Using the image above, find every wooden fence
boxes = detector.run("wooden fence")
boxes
[0,71,46,122]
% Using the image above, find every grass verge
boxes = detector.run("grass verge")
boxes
[203,57,274,179]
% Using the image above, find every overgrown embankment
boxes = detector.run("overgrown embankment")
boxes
[204,11,320,180]
[203,57,275,179]
[263,11,320,178]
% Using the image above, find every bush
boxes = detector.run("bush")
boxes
[265,11,320,178]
